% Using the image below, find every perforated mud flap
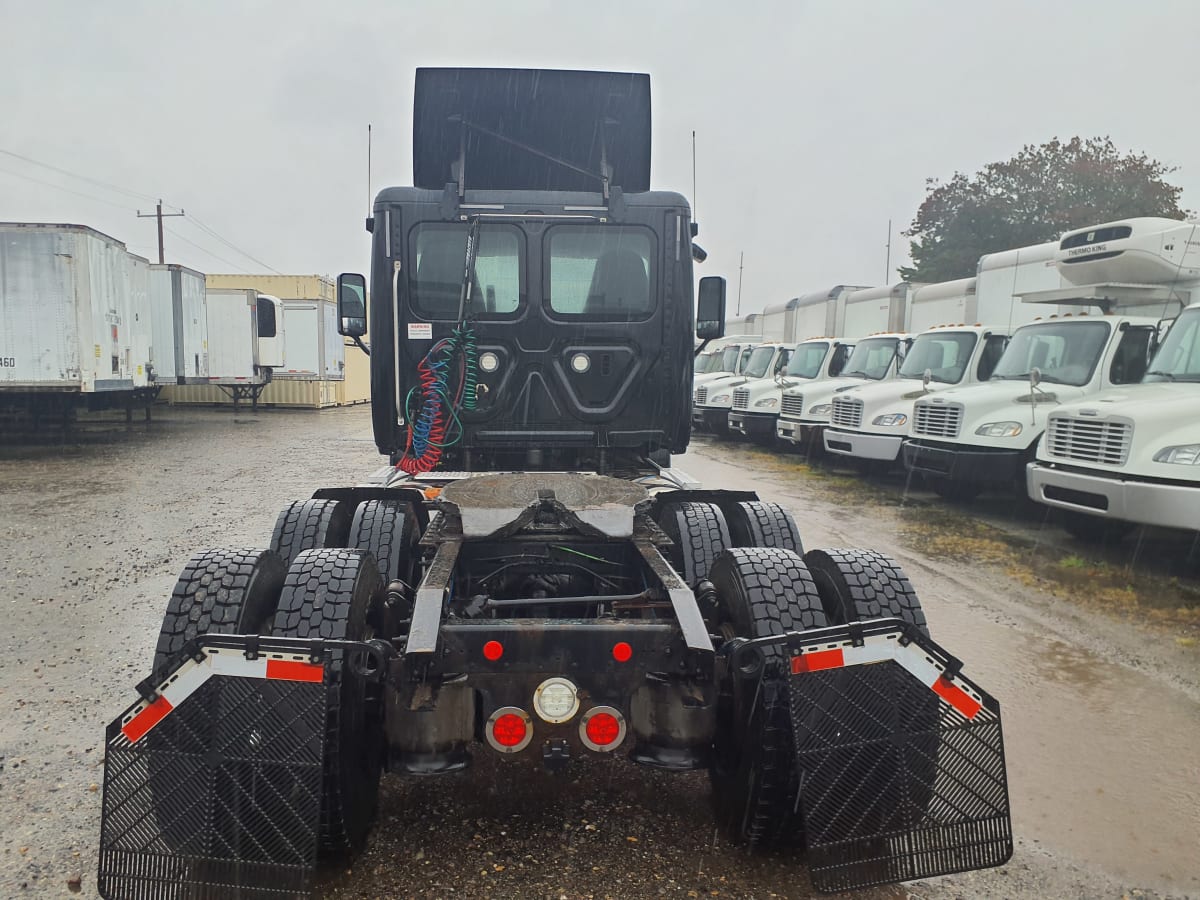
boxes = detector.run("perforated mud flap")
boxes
[785,620,1012,892]
[97,638,347,900]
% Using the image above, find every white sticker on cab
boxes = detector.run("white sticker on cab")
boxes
[407,323,433,340]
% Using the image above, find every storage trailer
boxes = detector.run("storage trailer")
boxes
[0,222,157,420]
[147,263,209,384]
[97,68,1012,899]
[277,298,345,380]
[202,287,283,409]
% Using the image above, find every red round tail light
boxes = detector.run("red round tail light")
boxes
[579,706,627,752]
[485,707,533,753]
[482,640,504,661]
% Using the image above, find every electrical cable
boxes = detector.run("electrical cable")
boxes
[0,146,159,203]
[0,164,139,212]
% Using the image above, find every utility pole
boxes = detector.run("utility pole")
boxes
[884,218,893,283]
[736,250,744,316]
[137,200,185,264]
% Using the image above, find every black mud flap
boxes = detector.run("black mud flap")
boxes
[747,619,1012,892]
[98,636,383,900]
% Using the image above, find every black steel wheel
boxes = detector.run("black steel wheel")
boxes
[708,547,827,848]
[270,499,353,569]
[657,501,731,585]
[803,548,928,636]
[272,548,384,856]
[153,548,286,672]
[349,499,421,590]
[726,500,804,555]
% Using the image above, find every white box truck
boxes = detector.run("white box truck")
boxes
[148,263,209,384]
[0,222,152,399]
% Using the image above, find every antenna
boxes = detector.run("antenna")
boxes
[736,250,744,316]
[885,219,892,282]
[366,123,373,214]
[691,130,697,219]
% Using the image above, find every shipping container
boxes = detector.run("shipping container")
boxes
[205,274,335,302]
[148,264,209,384]
[276,299,345,381]
[0,222,152,393]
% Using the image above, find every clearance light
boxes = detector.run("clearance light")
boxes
[533,677,580,723]
[579,707,627,752]
[612,641,633,662]
[483,640,504,661]
[486,707,533,753]
[480,351,500,372]
[571,353,591,373]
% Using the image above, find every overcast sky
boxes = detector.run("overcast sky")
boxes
[3,1,1197,316]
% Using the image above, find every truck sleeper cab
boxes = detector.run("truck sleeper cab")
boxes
[776,331,910,446]
[904,314,1161,492]
[728,336,852,440]
[1027,301,1200,535]
[823,325,1009,463]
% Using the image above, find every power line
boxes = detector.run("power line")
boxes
[184,213,282,274]
[0,146,160,204]
[0,164,139,212]
[163,224,251,273]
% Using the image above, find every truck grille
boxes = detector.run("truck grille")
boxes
[694,386,707,404]
[733,388,750,410]
[913,402,963,438]
[781,394,804,418]
[1045,415,1132,466]
[831,397,863,429]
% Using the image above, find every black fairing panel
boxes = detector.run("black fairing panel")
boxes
[368,188,695,461]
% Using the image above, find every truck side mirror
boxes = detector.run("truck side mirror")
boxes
[696,276,726,340]
[337,273,368,337]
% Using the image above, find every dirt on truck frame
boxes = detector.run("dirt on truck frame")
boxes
[96,68,1013,899]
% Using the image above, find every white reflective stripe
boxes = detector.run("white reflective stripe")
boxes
[894,644,945,689]
[157,657,213,709]
[209,652,269,679]
[839,642,896,667]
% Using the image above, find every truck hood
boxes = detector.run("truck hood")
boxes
[918,381,1090,437]
[783,375,884,407]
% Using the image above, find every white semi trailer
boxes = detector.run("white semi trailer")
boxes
[148,263,209,384]
[277,299,344,380]
[0,223,154,410]
[203,288,285,410]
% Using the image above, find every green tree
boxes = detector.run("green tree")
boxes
[900,137,1190,282]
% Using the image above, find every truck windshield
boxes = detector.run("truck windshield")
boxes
[547,225,653,319]
[694,352,718,374]
[840,337,900,380]
[720,346,742,372]
[411,223,522,319]
[899,332,978,383]
[1146,308,1200,382]
[990,321,1111,386]
[784,341,829,378]
[742,346,777,378]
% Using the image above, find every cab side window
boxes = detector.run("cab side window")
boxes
[1109,326,1155,384]
[977,334,1008,380]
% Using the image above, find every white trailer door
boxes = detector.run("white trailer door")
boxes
[180,269,208,379]
[280,303,320,376]
[322,301,344,380]
[0,228,79,387]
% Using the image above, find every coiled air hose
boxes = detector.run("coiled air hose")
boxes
[397,324,478,474]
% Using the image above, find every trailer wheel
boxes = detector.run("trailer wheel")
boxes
[708,547,827,848]
[803,548,928,637]
[270,499,353,569]
[657,501,731,586]
[349,499,421,591]
[153,548,286,672]
[726,501,804,555]
[272,548,384,856]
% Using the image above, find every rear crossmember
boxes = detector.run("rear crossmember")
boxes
[98,622,1011,899]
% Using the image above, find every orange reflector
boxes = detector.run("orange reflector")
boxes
[492,712,527,748]
[584,712,621,746]
[612,641,633,663]
[483,640,504,661]
[423,486,442,499]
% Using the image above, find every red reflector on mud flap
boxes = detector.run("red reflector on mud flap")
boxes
[121,695,173,744]
[265,659,325,683]
[791,648,845,674]
[932,675,983,720]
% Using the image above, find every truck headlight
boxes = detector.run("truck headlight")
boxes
[975,421,1023,438]
[754,397,778,409]
[710,393,731,405]
[1153,443,1200,465]
[808,403,832,417]
[872,413,907,427]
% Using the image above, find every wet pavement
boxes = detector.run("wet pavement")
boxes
[0,408,1196,898]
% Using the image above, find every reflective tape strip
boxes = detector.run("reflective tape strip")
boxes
[119,650,326,744]
[791,631,984,720]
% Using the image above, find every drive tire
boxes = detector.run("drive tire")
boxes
[727,501,804,555]
[270,499,353,569]
[349,499,421,590]
[272,548,384,857]
[708,547,827,848]
[658,501,731,586]
[153,547,286,672]
[803,548,928,637]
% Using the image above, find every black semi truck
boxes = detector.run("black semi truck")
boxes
[98,69,1011,898]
